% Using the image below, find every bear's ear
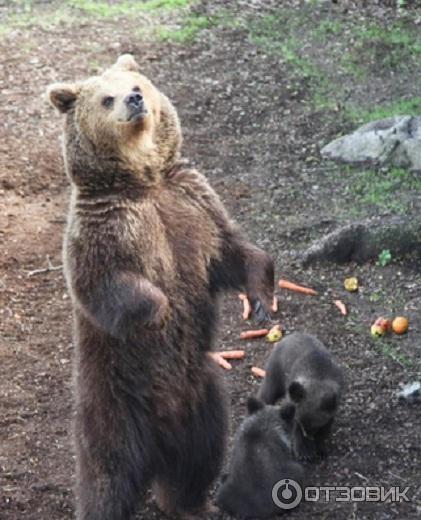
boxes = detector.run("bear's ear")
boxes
[247,396,265,415]
[47,83,79,113]
[114,54,140,72]
[288,381,306,403]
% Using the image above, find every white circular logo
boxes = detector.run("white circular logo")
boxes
[272,479,303,510]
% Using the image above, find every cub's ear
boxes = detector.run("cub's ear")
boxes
[47,83,79,113]
[280,402,295,422]
[247,396,265,415]
[288,381,306,403]
[114,54,140,72]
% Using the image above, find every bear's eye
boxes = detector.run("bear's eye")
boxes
[132,86,141,92]
[101,96,114,109]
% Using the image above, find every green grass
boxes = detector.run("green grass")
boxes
[373,340,414,369]
[146,8,240,44]
[344,167,421,214]
[245,9,421,117]
[355,23,421,56]
[249,15,326,84]
[313,19,342,41]
[155,14,213,43]
[0,0,194,38]
[369,291,382,303]
[350,97,421,124]
[247,14,348,112]
[0,5,77,33]
[346,21,421,75]
[70,0,191,17]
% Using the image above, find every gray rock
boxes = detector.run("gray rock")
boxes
[397,382,421,403]
[321,116,421,171]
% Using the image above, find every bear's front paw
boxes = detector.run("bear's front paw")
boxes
[249,296,273,325]
[251,298,272,323]
[246,250,275,324]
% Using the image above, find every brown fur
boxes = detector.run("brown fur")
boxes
[48,54,274,520]
[258,333,344,462]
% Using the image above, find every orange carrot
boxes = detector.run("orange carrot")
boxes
[217,350,245,360]
[334,300,348,316]
[240,329,269,340]
[208,352,232,370]
[238,293,252,320]
[251,367,266,378]
[272,296,279,313]
[278,279,317,296]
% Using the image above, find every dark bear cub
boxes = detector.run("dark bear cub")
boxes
[258,333,344,461]
[47,54,274,520]
[216,397,304,519]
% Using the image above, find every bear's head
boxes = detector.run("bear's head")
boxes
[48,55,182,190]
[287,378,340,435]
[216,398,302,518]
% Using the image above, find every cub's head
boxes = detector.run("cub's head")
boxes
[241,397,296,442]
[216,398,300,518]
[287,378,340,435]
[47,55,181,188]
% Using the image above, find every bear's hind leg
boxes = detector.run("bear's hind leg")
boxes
[153,480,219,519]
[75,432,152,520]
[157,375,227,517]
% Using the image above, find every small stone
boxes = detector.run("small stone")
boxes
[397,382,421,403]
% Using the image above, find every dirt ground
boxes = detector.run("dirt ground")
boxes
[1,1,421,519]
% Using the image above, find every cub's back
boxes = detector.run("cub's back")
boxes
[276,333,333,379]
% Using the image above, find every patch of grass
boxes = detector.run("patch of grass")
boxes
[143,0,191,8]
[248,14,344,113]
[351,97,421,124]
[0,5,75,34]
[0,24,13,38]
[369,291,382,303]
[356,23,421,56]
[249,15,315,76]
[346,21,421,75]
[250,16,323,86]
[373,340,414,369]
[70,0,191,17]
[0,0,194,38]
[344,167,421,214]
[149,9,242,45]
[313,19,342,42]
[340,53,367,81]
[155,14,213,43]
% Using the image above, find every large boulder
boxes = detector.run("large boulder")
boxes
[321,116,421,171]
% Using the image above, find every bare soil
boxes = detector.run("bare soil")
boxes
[1,1,420,519]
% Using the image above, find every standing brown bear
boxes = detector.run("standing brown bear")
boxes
[47,54,274,520]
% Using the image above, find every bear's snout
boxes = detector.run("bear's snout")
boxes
[125,91,143,107]
[124,92,146,119]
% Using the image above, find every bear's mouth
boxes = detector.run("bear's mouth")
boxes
[127,107,148,123]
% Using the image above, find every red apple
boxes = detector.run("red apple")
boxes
[374,317,392,333]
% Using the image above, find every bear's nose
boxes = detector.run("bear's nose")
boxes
[125,92,143,108]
